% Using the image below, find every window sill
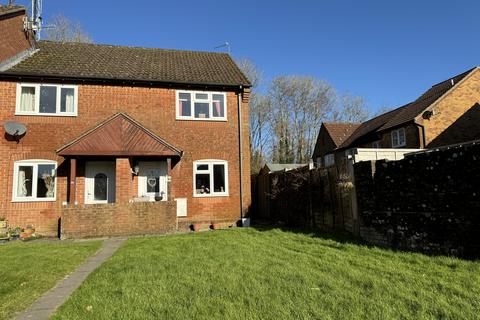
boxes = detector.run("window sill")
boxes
[11,198,56,203]
[176,117,227,122]
[15,112,77,117]
[392,144,406,148]
[193,193,229,198]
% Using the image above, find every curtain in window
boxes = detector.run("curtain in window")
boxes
[17,166,33,197]
[20,87,35,112]
[17,169,26,196]
[214,101,222,117]
[64,90,75,113]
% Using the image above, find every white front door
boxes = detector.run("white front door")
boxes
[138,161,168,201]
[85,161,116,204]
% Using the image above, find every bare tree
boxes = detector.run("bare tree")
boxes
[236,58,271,173]
[332,93,371,123]
[375,105,394,116]
[44,14,92,43]
[269,76,336,163]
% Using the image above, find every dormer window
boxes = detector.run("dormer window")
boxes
[176,91,226,121]
[16,83,78,116]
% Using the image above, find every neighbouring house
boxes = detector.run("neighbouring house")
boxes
[0,5,251,237]
[311,122,360,167]
[313,67,480,167]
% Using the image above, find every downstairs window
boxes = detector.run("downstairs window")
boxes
[13,160,57,202]
[193,160,228,197]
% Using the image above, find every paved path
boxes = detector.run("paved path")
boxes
[15,238,126,320]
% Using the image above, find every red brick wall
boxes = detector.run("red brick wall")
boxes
[0,81,251,235]
[61,201,177,239]
[0,9,33,62]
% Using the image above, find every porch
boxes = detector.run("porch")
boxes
[57,113,182,206]
[56,113,183,238]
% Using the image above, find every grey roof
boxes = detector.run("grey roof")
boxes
[265,163,306,172]
[1,41,251,87]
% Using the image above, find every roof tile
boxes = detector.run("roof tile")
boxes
[2,41,251,87]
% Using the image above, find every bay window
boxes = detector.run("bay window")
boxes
[177,91,226,121]
[13,160,57,202]
[16,83,77,116]
[193,160,228,197]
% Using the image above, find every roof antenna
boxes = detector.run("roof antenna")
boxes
[24,0,42,40]
[214,41,231,54]
[450,79,454,86]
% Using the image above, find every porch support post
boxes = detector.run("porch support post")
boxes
[69,158,77,204]
[166,158,172,200]
[116,158,134,203]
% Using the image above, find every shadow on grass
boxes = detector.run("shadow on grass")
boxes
[249,222,365,246]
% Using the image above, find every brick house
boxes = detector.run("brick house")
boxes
[312,122,359,167]
[0,6,251,237]
[313,67,480,167]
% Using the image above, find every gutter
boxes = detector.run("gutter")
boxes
[414,122,427,148]
[0,72,251,91]
[237,87,244,223]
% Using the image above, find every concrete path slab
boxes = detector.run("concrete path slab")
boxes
[15,237,126,320]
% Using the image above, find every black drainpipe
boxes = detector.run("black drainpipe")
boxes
[237,87,244,223]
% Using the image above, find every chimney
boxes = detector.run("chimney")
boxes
[0,4,35,64]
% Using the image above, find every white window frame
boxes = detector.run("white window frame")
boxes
[12,159,57,202]
[176,90,227,121]
[16,83,78,116]
[193,160,229,197]
[324,154,335,167]
[391,128,406,148]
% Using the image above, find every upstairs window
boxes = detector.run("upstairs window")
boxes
[371,141,381,148]
[13,160,57,202]
[177,91,226,121]
[16,83,77,116]
[391,128,406,148]
[193,160,228,197]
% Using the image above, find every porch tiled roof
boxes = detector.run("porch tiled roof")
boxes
[57,113,182,157]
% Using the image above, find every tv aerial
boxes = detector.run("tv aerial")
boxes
[214,42,231,54]
[3,121,27,142]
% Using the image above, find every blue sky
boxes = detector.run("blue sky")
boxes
[15,0,480,113]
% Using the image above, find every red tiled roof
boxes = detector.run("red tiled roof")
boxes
[323,122,360,147]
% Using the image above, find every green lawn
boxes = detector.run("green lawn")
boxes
[0,239,102,320]
[53,228,480,320]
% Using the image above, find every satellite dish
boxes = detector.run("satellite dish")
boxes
[3,121,27,137]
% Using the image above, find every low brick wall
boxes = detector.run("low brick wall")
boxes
[61,201,177,239]
[354,142,480,258]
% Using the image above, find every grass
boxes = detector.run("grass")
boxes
[53,228,480,320]
[0,239,102,320]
